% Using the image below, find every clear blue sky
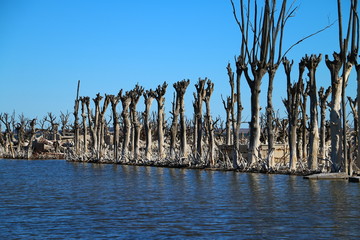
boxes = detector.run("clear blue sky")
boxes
[0,0,357,123]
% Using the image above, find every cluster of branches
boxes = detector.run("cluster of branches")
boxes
[227,0,359,174]
[0,111,71,159]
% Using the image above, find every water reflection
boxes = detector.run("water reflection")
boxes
[0,159,359,239]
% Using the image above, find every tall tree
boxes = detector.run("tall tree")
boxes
[129,85,144,161]
[204,79,215,166]
[282,57,301,171]
[304,54,322,171]
[318,86,331,163]
[109,92,121,162]
[175,80,190,159]
[326,0,358,173]
[154,82,168,159]
[143,89,156,160]
[120,90,132,161]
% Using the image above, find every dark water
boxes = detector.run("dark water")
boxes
[0,159,359,239]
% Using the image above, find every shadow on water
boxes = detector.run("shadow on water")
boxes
[0,159,359,239]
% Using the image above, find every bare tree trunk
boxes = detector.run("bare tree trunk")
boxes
[129,85,144,161]
[204,80,215,166]
[234,57,244,168]
[109,93,120,162]
[348,96,357,173]
[155,82,168,160]
[73,80,80,155]
[298,59,309,163]
[222,96,232,145]
[318,87,331,164]
[27,118,36,159]
[193,79,207,160]
[266,64,279,169]
[245,68,266,166]
[120,91,131,161]
[80,97,88,156]
[325,52,344,171]
[143,90,155,160]
[97,95,110,160]
[283,58,301,171]
[176,80,190,158]
[304,54,322,171]
[170,92,180,159]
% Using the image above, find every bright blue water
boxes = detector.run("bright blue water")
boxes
[0,159,359,239]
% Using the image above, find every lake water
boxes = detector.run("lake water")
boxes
[0,159,359,239]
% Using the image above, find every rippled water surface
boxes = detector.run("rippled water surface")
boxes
[0,159,359,239]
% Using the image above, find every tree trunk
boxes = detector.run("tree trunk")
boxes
[283,58,300,171]
[80,97,88,157]
[130,85,144,161]
[318,87,331,164]
[170,92,180,159]
[204,80,215,166]
[120,91,131,162]
[27,119,36,159]
[194,79,207,160]
[143,90,155,160]
[304,54,322,171]
[266,64,278,169]
[155,82,168,160]
[177,80,190,159]
[110,93,120,162]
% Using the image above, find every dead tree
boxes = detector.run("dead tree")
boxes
[348,96,358,172]
[16,114,27,155]
[298,61,309,162]
[175,79,190,158]
[80,97,89,155]
[60,111,70,136]
[303,54,322,171]
[154,82,168,159]
[318,86,331,164]
[109,92,121,162]
[326,0,358,173]
[45,112,58,141]
[226,63,236,146]
[282,57,301,171]
[222,95,233,145]
[120,91,132,161]
[193,78,207,160]
[129,85,144,160]
[0,113,15,158]
[169,92,180,160]
[27,118,36,159]
[73,80,80,155]
[204,79,215,166]
[265,1,288,169]
[143,89,156,160]
[97,95,110,160]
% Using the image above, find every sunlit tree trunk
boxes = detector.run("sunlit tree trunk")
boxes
[120,91,131,161]
[143,90,155,160]
[129,85,144,161]
[304,54,322,171]
[176,80,190,159]
[155,82,168,159]
[283,58,301,171]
